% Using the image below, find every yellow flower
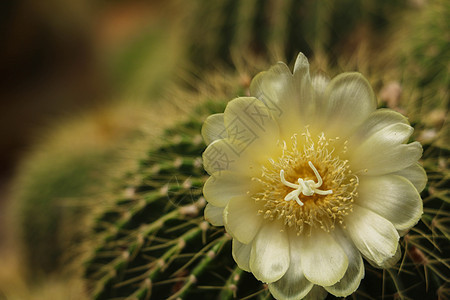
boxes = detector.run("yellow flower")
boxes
[202,53,426,299]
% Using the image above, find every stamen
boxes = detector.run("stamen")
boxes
[253,131,358,234]
[280,161,333,206]
[308,161,323,187]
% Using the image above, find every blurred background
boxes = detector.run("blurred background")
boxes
[0,0,176,181]
[0,0,448,299]
[0,0,184,247]
[0,0,417,188]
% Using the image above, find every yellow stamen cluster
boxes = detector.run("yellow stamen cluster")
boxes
[253,130,358,235]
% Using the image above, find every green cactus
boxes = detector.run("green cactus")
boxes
[9,103,153,275]
[396,0,450,119]
[8,1,449,298]
[83,100,276,299]
[83,90,448,299]
[183,0,406,69]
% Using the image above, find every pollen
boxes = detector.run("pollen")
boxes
[252,129,358,234]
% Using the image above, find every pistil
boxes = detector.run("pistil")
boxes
[280,161,333,206]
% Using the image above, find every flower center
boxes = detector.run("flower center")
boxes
[252,130,358,234]
[280,161,333,206]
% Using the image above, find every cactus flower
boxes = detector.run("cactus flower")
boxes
[201,53,426,299]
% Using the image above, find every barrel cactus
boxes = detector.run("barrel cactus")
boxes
[83,58,448,299]
[9,102,152,275]
[83,100,269,299]
[7,1,448,299]
[183,0,406,69]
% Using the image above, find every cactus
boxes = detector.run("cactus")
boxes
[182,0,406,69]
[7,1,449,298]
[395,0,450,119]
[83,87,448,299]
[9,103,154,275]
[83,100,276,299]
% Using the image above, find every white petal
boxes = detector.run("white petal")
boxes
[299,228,348,286]
[202,139,260,177]
[223,97,280,156]
[346,205,399,266]
[250,62,292,114]
[250,221,290,283]
[303,285,328,300]
[357,175,423,231]
[250,54,314,139]
[319,72,377,138]
[366,244,402,269]
[201,113,227,145]
[232,239,251,272]
[324,230,364,297]
[291,53,316,134]
[391,163,427,192]
[349,109,409,144]
[350,123,422,175]
[311,72,330,97]
[293,52,309,74]
[204,204,224,226]
[268,230,314,300]
[223,196,262,244]
[203,171,256,207]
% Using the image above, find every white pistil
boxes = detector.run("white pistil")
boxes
[280,161,333,206]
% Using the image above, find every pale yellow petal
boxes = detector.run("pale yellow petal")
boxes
[201,113,227,145]
[350,123,422,175]
[250,62,292,113]
[346,205,399,266]
[232,239,251,272]
[319,72,377,138]
[250,221,290,283]
[250,54,314,139]
[223,97,280,157]
[311,72,330,97]
[204,203,224,226]
[293,52,309,74]
[299,227,348,286]
[223,196,262,244]
[303,285,328,300]
[366,244,402,269]
[291,53,316,132]
[349,108,409,144]
[357,175,423,231]
[268,230,314,300]
[324,230,364,297]
[202,139,260,177]
[203,171,256,207]
[391,163,427,192]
